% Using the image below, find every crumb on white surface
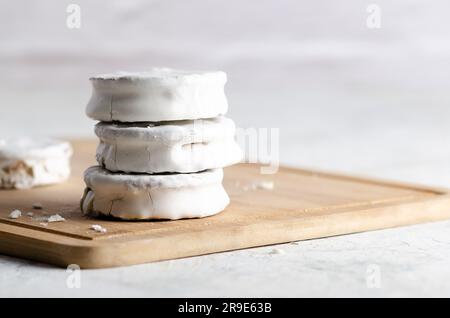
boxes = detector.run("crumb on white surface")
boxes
[32,202,43,210]
[291,241,300,246]
[8,209,22,219]
[269,248,285,255]
[90,224,107,233]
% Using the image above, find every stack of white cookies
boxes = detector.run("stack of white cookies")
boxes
[80,68,243,220]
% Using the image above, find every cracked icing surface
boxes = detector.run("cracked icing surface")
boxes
[0,137,72,160]
[81,166,229,220]
[95,116,243,173]
[91,68,219,80]
[0,138,72,189]
[86,68,228,122]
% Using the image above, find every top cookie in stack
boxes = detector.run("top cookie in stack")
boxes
[81,68,243,220]
[86,68,228,122]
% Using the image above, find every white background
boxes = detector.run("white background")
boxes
[2,0,450,185]
[2,0,450,297]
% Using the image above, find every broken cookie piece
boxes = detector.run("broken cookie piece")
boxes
[81,166,229,220]
[0,137,73,189]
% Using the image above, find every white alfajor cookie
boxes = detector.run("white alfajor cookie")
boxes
[95,116,243,174]
[81,166,229,220]
[86,68,228,122]
[0,137,73,189]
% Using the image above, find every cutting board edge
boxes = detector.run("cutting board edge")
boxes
[279,164,450,195]
[2,194,450,269]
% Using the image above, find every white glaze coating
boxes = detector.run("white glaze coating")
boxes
[0,137,73,189]
[81,166,229,220]
[95,116,243,173]
[86,68,228,122]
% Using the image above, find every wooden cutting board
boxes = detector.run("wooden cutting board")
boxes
[1,140,450,268]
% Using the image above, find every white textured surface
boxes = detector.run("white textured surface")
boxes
[2,0,450,297]
[95,117,242,173]
[0,137,71,160]
[82,167,229,220]
[87,68,228,122]
[0,138,73,189]
[2,222,450,297]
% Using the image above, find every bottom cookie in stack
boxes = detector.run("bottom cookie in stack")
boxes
[80,166,229,220]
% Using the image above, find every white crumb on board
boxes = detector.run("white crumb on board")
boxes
[34,214,66,223]
[255,181,274,190]
[241,180,275,192]
[47,214,65,223]
[39,222,48,227]
[33,216,48,222]
[27,212,34,217]
[8,210,22,219]
[269,248,285,255]
[91,224,107,233]
[32,202,43,209]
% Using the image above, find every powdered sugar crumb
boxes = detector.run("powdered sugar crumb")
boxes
[91,224,107,233]
[8,210,22,219]
[269,248,286,255]
[47,214,65,223]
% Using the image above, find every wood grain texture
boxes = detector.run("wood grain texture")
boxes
[1,140,450,268]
